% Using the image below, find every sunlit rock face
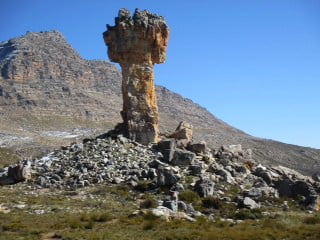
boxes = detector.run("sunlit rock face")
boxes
[103,8,169,145]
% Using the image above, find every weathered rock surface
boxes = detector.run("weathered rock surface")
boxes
[103,9,169,145]
[169,121,193,142]
[0,160,31,185]
[194,177,215,197]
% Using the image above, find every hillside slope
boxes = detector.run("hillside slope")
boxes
[0,31,319,175]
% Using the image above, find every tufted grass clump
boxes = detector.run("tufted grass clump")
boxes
[90,212,114,222]
[232,208,264,220]
[303,215,320,225]
[179,190,201,204]
[134,180,150,192]
[140,198,158,209]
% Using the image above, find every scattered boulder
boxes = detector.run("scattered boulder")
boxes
[156,139,176,162]
[215,169,235,184]
[151,206,195,222]
[172,149,195,167]
[156,166,181,187]
[8,160,32,183]
[188,141,206,155]
[244,187,279,200]
[169,121,193,142]
[194,177,214,197]
[222,144,242,154]
[239,197,260,209]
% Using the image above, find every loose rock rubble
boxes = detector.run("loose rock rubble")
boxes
[1,123,320,220]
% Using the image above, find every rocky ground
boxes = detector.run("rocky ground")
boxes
[0,123,320,239]
[1,123,319,218]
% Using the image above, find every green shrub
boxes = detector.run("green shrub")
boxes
[303,216,320,225]
[84,220,94,229]
[140,198,158,209]
[90,212,114,222]
[179,190,201,204]
[143,211,159,221]
[233,208,263,220]
[67,217,83,229]
[143,221,156,231]
[202,196,222,209]
[134,181,150,192]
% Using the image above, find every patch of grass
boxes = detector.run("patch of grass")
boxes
[89,212,114,222]
[134,180,150,192]
[303,215,320,225]
[143,211,160,221]
[66,216,84,229]
[233,208,264,220]
[0,147,20,168]
[179,190,201,204]
[140,198,158,209]
[1,184,320,240]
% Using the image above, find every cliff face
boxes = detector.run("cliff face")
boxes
[0,31,122,119]
[0,31,319,175]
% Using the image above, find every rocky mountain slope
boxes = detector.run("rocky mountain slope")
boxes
[0,31,319,175]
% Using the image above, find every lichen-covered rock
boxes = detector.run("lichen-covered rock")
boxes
[103,9,169,145]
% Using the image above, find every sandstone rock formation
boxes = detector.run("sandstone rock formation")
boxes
[1,31,320,176]
[103,9,169,145]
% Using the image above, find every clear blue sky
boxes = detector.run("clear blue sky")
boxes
[1,0,320,149]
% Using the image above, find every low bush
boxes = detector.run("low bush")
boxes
[140,198,158,209]
[202,196,222,209]
[233,208,263,220]
[303,216,320,225]
[134,181,150,192]
[179,190,201,204]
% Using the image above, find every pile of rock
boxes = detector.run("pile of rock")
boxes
[32,136,160,189]
[1,122,319,217]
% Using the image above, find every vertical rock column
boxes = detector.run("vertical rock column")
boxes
[103,9,169,144]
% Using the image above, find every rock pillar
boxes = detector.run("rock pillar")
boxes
[103,8,169,145]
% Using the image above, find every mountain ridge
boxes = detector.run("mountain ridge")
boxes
[0,31,319,175]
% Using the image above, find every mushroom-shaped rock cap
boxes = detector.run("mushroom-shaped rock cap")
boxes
[103,8,169,64]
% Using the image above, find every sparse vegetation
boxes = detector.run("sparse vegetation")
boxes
[179,190,201,204]
[134,180,150,192]
[0,184,320,239]
[140,198,158,209]
[0,148,20,168]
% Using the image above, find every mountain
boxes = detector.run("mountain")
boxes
[0,31,319,175]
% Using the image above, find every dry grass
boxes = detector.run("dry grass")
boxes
[0,183,319,240]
